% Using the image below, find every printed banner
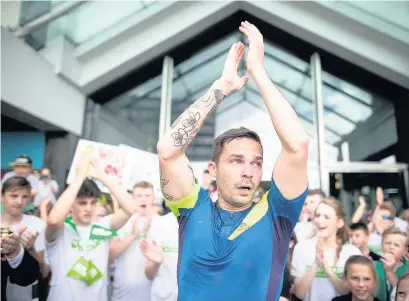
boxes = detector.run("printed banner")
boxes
[119,144,161,198]
[66,140,128,193]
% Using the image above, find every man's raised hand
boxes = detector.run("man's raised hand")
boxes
[239,21,264,74]
[216,41,249,96]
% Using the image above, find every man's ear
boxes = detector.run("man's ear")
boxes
[207,162,217,178]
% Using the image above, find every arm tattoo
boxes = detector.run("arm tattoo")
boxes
[170,89,223,149]
[188,164,195,184]
[160,173,174,201]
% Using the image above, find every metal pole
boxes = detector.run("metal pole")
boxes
[13,1,87,39]
[403,168,409,208]
[311,53,330,196]
[159,56,174,139]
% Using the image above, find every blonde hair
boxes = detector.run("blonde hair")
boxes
[315,197,348,263]
[133,181,154,190]
[379,203,396,217]
[382,227,409,247]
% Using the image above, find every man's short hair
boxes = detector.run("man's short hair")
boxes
[77,179,101,199]
[212,127,262,163]
[133,181,154,190]
[379,203,397,217]
[307,189,326,198]
[382,227,409,246]
[349,222,369,235]
[1,176,32,194]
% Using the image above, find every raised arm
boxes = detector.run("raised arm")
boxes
[239,21,309,199]
[90,159,136,231]
[351,196,366,223]
[157,42,249,201]
[46,153,90,242]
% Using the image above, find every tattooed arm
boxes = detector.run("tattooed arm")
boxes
[157,42,249,201]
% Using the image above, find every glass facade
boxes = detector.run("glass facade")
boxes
[105,31,393,163]
[12,0,400,165]
[18,0,164,51]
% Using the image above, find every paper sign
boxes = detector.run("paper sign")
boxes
[119,144,161,197]
[66,140,127,193]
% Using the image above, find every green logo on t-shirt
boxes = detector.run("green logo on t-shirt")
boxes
[307,265,344,278]
[89,224,117,240]
[162,246,178,252]
[67,256,103,286]
[71,239,105,252]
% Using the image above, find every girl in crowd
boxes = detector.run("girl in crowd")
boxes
[395,274,409,301]
[332,255,380,301]
[292,197,362,301]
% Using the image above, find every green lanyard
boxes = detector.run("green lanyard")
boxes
[64,217,118,240]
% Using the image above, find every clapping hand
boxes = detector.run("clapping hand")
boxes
[140,240,164,264]
[1,226,27,258]
[239,21,264,74]
[315,241,324,267]
[216,41,249,96]
[21,231,39,252]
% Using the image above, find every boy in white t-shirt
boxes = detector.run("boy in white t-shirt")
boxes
[110,181,160,301]
[1,176,46,301]
[368,204,396,255]
[45,155,137,301]
[140,212,179,301]
[294,189,323,242]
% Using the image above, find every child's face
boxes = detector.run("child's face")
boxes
[382,234,408,261]
[350,229,369,249]
[396,277,409,301]
[345,264,377,301]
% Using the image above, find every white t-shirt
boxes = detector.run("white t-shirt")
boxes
[46,215,113,301]
[294,221,315,242]
[394,217,408,232]
[150,213,179,301]
[368,232,383,255]
[291,238,362,301]
[112,214,160,301]
[34,180,59,206]
[6,214,45,301]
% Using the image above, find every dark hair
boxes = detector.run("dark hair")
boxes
[212,127,262,163]
[308,189,326,198]
[77,179,101,199]
[344,255,377,280]
[40,167,53,174]
[1,176,32,194]
[349,222,369,235]
[203,170,210,174]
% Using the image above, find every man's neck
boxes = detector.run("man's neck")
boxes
[1,212,23,227]
[217,198,252,213]
[72,217,91,227]
[319,235,338,249]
